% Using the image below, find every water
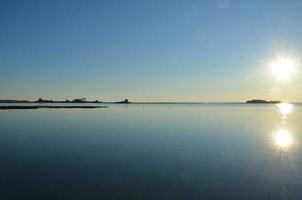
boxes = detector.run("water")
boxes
[0,103,302,199]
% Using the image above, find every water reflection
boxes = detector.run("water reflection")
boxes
[274,103,295,149]
[274,129,293,149]
[277,103,293,117]
[1,104,302,199]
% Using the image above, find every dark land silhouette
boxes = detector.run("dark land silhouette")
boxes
[246,99,281,104]
[0,98,131,104]
[0,98,287,105]
[0,100,31,103]
[115,99,130,104]
[0,105,107,110]
[36,98,101,103]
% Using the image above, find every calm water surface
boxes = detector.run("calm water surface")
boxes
[0,103,302,199]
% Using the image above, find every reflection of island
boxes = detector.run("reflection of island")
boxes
[0,105,107,110]
[246,99,281,104]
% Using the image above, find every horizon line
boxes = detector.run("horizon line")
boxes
[0,99,301,104]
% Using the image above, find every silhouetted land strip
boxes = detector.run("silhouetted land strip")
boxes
[0,98,291,105]
[0,106,107,110]
[0,100,32,103]
[246,99,281,104]
[0,98,102,104]
[115,99,130,104]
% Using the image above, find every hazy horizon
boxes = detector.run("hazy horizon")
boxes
[0,98,298,103]
[1,0,302,102]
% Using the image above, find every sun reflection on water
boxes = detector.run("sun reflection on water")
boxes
[274,129,293,149]
[277,103,293,116]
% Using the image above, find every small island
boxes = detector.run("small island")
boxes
[246,99,281,104]
[115,99,131,104]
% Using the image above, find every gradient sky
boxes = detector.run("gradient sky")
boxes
[1,0,302,102]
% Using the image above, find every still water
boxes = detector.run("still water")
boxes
[0,103,302,199]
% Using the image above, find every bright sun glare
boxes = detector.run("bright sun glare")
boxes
[277,103,293,116]
[274,129,293,148]
[270,57,296,81]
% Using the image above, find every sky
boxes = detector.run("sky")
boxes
[1,0,302,102]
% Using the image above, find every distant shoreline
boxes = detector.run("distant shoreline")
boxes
[0,101,248,104]
[246,99,281,104]
[0,105,107,110]
[0,99,300,105]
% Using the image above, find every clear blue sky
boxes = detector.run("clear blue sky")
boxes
[1,0,302,102]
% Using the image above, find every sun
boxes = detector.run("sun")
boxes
[270,57,296,81]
